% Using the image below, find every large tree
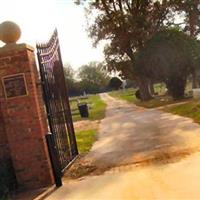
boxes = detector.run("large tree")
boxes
[76,0,175,100]
[170,0,200,37]
[169,0,200,87]
[136,28,200,99]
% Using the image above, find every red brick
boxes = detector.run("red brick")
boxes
[0,44,54,189]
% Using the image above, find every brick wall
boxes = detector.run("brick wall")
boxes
[0,104,10,161]
[0,44,54,189]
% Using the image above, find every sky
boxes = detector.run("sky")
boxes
[0,0,104,69]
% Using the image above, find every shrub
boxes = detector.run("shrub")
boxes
[108,77,123,90]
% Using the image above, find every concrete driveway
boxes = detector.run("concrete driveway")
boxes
[46,93,200,200]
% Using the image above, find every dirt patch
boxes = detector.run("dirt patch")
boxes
[132,148,196,166]
[64,155,98,180]
[74,120,100,132]
[63,154,112,180]
[63,148,196,180]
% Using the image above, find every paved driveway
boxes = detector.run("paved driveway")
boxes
[86,93,200,168]
[46,93,200,200]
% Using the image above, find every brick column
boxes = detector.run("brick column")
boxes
[0,43,54,189]
[0,106,10,161]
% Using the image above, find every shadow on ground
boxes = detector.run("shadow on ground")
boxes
[64,94,200,179]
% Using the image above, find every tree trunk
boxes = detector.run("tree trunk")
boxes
[194,69,200,88]
[192,71,198,89]
[137,78,152,101]
[149,80,155,95]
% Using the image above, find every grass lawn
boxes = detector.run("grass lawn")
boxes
[109,88,137,103]
[64,129,98,179]
[110,87,200,124]
[109,87,188,108]
[163,99,200,123]
[70,94,106,122]
[76,129,97,153]
[70,94,106,154]
[135,96,184,108]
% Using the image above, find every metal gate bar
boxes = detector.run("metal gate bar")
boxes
[36,29,78,171]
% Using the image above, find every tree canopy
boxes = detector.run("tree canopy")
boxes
[78,62,110,93]
[136,28,200,99]
[64,63,82,96]
[87,0,172,70]
[75,0,200,100]
[75,0,179,100]
[169,0,200,37]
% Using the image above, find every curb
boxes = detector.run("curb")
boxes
[33,185,57,200]
[33,156,79,200]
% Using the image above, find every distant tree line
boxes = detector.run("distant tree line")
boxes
[64,62,126,96]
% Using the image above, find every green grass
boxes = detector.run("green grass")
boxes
[110,87,200,125]
[163,99,200,123]
[70,94,106,122]
[109,87,189,108]
[89,95,107,120]
[76,129,97,153]
[154,83,166,94]
[109,88,137,103]
[70,95,106,156]
[136,96,178,108]
[109,88,176,108]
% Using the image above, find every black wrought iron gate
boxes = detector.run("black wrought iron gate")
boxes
[36,30,78,173]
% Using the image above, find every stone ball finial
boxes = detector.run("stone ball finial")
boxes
[0,21,21,44]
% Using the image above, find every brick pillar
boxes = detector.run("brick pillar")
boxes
[0,105,10,161]
[0,43,54,189]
